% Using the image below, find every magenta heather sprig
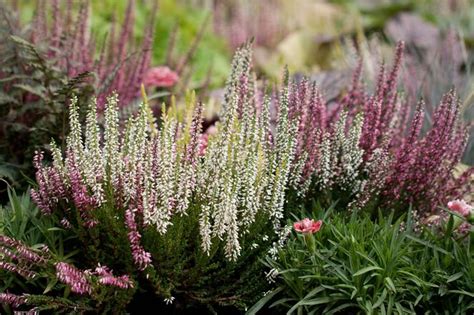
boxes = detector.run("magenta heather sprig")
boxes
[92,264,134,289]
[0,235,46,264]
[0,261,37,279]
[98,274,133,289]
[125,208,152,271]
[0,292,27,308]
[55,262,92,295]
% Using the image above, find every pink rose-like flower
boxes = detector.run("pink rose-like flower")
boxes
[447,199,473,217]
[293,218,323,234]
[143,66,179,88]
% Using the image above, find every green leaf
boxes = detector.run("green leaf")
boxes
[43,279,58,294]
[448,290,474,298]
[373,289,387,309]
[246,287,283,315]
[353,266,383,277]
[325,303,359,315]
[384,277,396,293]
[446,272,463,283]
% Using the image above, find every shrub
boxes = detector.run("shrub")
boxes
[0,44,300,312]
[284,42,473,217]
[1,40,472,313]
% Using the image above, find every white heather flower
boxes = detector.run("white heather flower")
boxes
[104,93,121,189]
[265,268,279,283]
[50,141,66,179]
[84,99,104,204]
[66,96,83,161]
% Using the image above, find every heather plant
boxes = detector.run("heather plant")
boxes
[285,42,473,218]
[0,44,301,312]
[250,211,473,314]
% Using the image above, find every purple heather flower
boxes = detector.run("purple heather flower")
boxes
[0,235,45,264]
[0,261,36,279]
[99,274,134,289]
[0,292,27,308]
[125,209,152,270]
[55,262,92,295]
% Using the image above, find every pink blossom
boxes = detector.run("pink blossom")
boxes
[55,262,92,295]
[0,262,36,279]
[0,235,45,264]
[293,218,323,234]
[0,292,26,308]
[447,199,473,217]
[125,208,152,270]
[143,66,179,88]
[99,274,134,289]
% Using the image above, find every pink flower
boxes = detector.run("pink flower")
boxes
[143,66,179,88]
[293,218,323,234]
[0,292,26,308]
[447,199,473,217]
[55,262,92,295]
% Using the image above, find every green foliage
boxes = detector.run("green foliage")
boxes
[0,188,73,313]
[0,188,68,251]
[142,206,274,311]
[252,211,473,314]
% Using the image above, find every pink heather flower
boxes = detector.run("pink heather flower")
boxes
[99,274,134,289]
[0,292,26,308]
[94,264,112,277]
[55,262,92,295]
[60,218,72,229]
[198,134,209,156]
[293,218,323,234]
[0,235,45,264]
[0,262,36,279]
[0,246,19,261]
[143,66,179,88]
[447,199,473,217]
[125,209,152,270]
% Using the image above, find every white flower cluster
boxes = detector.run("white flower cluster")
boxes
[314,111,364,194]
[198,45,297,260]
